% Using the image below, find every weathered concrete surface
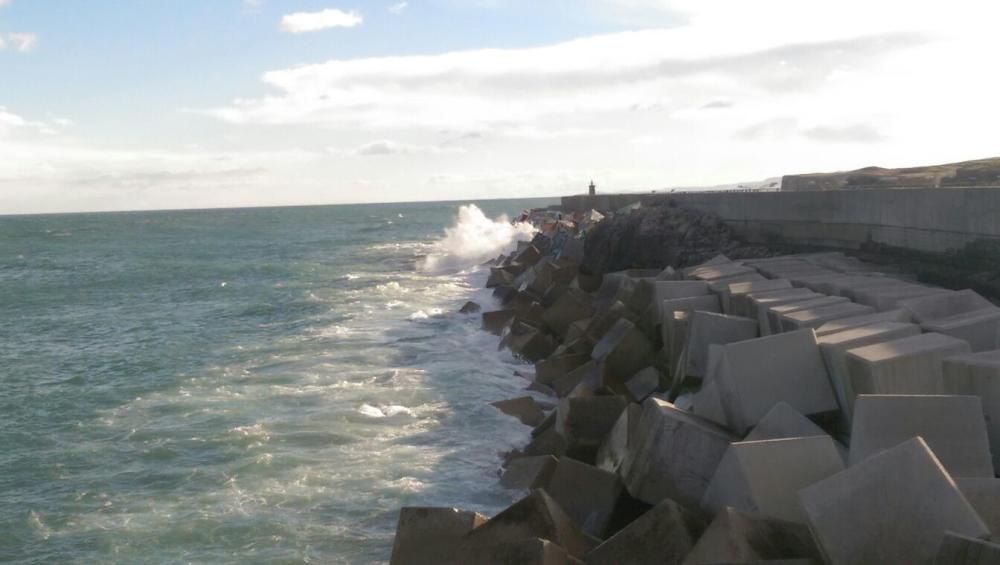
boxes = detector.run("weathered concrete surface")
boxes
[482,309,516,335]
[744,401,830,442]
[390,507,487,565]
[726,279,793,317]
[799,437,989,565]
[491,396,547,427]
[845,332,972,401]
[713,329,838,434]
[464,537,578,565]
[933,532,1000,565]
[620,398,737,507]
[765,296,849,336]
[595,403,641,475]
[849,395,994,477]
[556,395,628,455]
[700,436,845,522]
[624,366,660,403]
[900,289,997,323]
[591,319,655,392]
[546,458,624,538]
[584,498,705,565]
[543,288,596,339]
[955,477,1000,535]
[817,321,922,423]
[674,310,758,389]
[536,353,592,386]
[943,351,1000,473]
[778,302,875,333]
[463,489,594,559]
[500,455,559,491]
[750,289,823,335]
[680,507,822,565]
[814,308,912,337]
[923,309,1000,352]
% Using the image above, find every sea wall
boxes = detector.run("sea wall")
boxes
[562,187,1000,254]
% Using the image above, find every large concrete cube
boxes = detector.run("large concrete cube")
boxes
[546,458,624,538]
[726,279,793,317]
[933,532,1000,565]
[391,507,487,565]
[744,401,830,442]
[584,498,705,565]
[463,489,594,559]
[955,477,1000,534]
[799,437,989,565]
[556,395,628,454]
[817,321,922,423]
[620,398,737,507]
[766,296,848,336]
[943,351,1000,474]
[500,455,559,490]
[849,394,994,477]
[673,310,758,390]
[465,537,576,565]
[687,263,756,281]
[542,288,596,339]
[899,289,997,324]
[591,319,655,392]
[713,329,839,434]
[814,308,912,337]
[750,289,822,335]
[845,332,971,404]
[855,284,949,312]
[680,506,821,565]
[701,436,845,522]
[778,302,875,333]
[923,309,1000,353]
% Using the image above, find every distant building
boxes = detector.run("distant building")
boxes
[588,180,596,196]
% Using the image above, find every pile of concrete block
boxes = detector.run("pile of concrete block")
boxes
[394,239,1000,564]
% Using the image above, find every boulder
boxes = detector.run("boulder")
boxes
[845,332,971,404]
[463,489,594,559]
[390,507,487,565]
[680,507,822,565]
[799,437,989,565]
[546,458,624,538]
[620,398,737,507]
[491,396,547,427]
[500,455,559,490]
[700,436,845,522]
[849,394,994,478]
[584,498,706,565]
[933,532,1000,565]
[944,351,1000,475]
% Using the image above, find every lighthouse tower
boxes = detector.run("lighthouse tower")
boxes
[588,180,596,196]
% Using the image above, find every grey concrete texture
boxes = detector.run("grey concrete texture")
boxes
[584,498,706,565]
[778,302,875,333]
[944,351,1000,474]
[955,477,1000,535]
[546,457,624,538]
[464,537,576,565]
[900,289,998,324]
[390,507,487,565]
[744,401,830,442]
[590,318,655,391]
[674,310,759,389]
[765,296,849,336]
[700,436,845,522]
[922,309,1000,353]
[849,394,994,478]
[845,332,972,401]
[713,329,839,434]
[799,437,989,565]
[933,532,1000,565]
[814,308,912,337]
[680,506,822,565]
[500,455,560,491]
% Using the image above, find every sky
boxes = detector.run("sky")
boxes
[1,0,999,214]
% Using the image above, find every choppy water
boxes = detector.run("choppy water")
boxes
[0,198,556,564]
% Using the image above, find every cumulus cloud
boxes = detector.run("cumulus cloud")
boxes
[279,8,363,33]
[388,2,408,15]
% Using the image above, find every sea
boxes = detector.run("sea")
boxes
[0,198,558,564]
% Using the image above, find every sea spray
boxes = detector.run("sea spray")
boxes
[420,204,536,273]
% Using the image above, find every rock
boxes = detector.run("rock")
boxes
[620,398,737,507]
[680,507,822,565]
[799,437,989,565]
[459,301,482,314]
[933,532,1000,565]
[591,319,655,393]
[700,436,845,522]
[546,458,624,538]
[584,498,706,565]
[844,332,971,409]
[500,455,559,490]
[943,351,1000,473]
[390,507,487,565]
[849,394,994,477]
[712,329,838,434]
[491,396,547,427]
[482,310,515,335]
[463,489,594,559]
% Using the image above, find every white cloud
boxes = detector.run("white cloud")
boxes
[0,0,10,7]
[6,32,38,52]
[388,2,408,15]
[279,8,363,34]
[349,139,464,156]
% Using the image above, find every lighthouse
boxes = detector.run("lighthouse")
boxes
[588,180,596,196]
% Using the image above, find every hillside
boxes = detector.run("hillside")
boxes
[782,156,1000,191]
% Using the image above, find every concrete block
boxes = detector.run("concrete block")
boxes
[708,273,767,298]
[552,360,600,397]
[584,301,635,344]
[814,308,912,337]
[591,319,655,392]
[744,401,830,442]
[766,296,849,336]
[556,395,629,453]
[654,280,712,301]
[624,366,660,403]
[482,310,516,335]
[537,353,592,386]
[681,507,822,565]
[688,263,758,282]
[701,436,845,522]
[508,326,559,363]
[849,395,994,477]
[943,351,1000,474]
[391,507,487,565]
[900,289,998,324]
[465,537,578,565]
[727,279,794,317]
[933,532,1000,565]
[565,318,591,344]
[492,396,547,427]
[500,455,559,490]
[750,290,823,335]
[955,477,1000,534]
[596,403,641,475]
[664,311,692,380]
[845,332,972,403]
[714,330,838,434]
[778,302,875,333]
[620,398,737,507]
[464,489,594,559]
[584,498,706,565]
[673,311,758,390]
[682,253,733,276]
[817,321,922,423]
[689,344,729,427]
[858,284,950,312]
[543,288,596,339]
[661,295,723,319]
[923,309,1000,353]
[547,458,624,538]
[799,437,989,565]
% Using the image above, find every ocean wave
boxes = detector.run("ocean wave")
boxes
[419,204,535,273]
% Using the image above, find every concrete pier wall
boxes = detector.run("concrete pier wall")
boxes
[563,187,1000,254]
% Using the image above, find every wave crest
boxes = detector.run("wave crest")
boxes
[419,204,535,273]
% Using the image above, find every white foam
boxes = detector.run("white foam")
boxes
[420,204,535,273]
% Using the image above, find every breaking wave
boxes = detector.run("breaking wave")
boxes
[419,204,535,273]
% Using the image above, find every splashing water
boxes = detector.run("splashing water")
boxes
[420,204,536,273]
